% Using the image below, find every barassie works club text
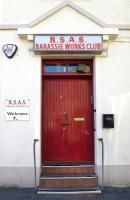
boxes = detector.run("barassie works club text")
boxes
[35,35,102,51]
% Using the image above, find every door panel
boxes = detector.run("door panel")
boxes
[42,77,94,162]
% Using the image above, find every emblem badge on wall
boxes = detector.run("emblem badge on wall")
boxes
[2,44,18,58]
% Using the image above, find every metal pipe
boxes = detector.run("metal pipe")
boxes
[33,139,39,192]
[98,138,104,191]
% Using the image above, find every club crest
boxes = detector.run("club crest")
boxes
[2,44,18,58]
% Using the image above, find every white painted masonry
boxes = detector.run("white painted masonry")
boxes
[0,0,130,187]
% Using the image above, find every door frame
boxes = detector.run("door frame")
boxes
[41,59,95,164]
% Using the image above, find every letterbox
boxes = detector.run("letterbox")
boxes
[102,114,114,128]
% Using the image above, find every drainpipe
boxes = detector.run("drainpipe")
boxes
[33,139,39,192]
[98,138,104,191]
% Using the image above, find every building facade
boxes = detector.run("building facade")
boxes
[0,0,130,190]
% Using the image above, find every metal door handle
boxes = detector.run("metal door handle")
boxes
[61,122,70,126]
[64,112,68,119]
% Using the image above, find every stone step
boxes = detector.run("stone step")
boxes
[37,186,102,194]
[41,165,95,176]
[39,175,98,188]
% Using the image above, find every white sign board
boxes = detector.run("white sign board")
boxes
[34,35,103,53]
[5,99,30,121]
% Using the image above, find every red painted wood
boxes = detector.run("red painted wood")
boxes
[42,76,94,162]
[42,73,92,77]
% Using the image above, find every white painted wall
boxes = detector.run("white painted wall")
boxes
[0,30,41,186]
[0,0,130,24]
[102,40,130,163]
[0,0,130,187]
[95,35,130,186]
[34,6,101,33]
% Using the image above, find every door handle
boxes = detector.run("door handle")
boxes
[64,112,68,120]
[61,122,70,126]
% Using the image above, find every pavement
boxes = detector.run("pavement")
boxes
[0,187,130,200]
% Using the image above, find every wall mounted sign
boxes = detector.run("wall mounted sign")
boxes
[2,44,18,58]
[5,99,30,121]
[34,35,102,53]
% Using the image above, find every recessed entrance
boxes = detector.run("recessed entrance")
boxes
[41,60,94,164]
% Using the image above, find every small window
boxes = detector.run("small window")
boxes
[68,64,78,72]
[45,64,66,72]
[44,63,91,73]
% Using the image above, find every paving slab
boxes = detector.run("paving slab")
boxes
[0,187,130,200]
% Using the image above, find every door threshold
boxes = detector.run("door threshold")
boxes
[43,161,94,166]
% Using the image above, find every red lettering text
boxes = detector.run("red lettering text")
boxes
[60,36,65,43]
[79,36,84,43]
[50,36,55,43]
[69,36,75,43]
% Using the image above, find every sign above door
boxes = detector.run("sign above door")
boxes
[34,35,102,53]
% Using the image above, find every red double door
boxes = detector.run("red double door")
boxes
[42,77,94,162]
